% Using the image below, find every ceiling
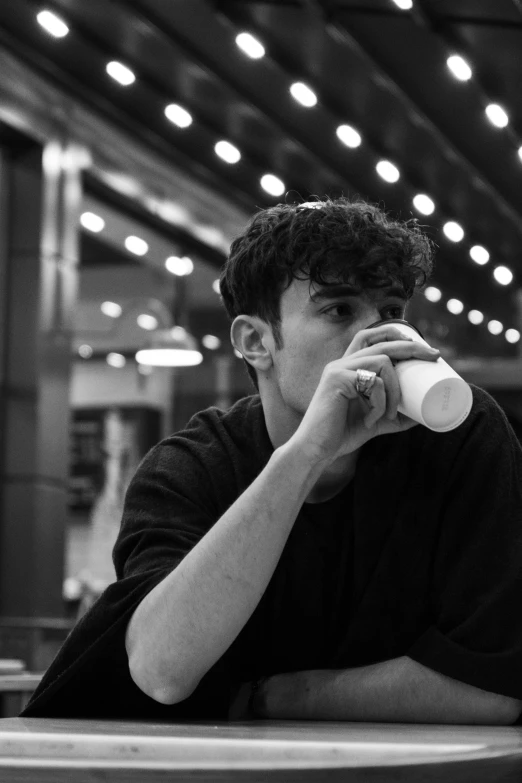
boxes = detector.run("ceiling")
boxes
[0,0,521,360]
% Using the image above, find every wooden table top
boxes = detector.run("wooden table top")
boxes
[1,717,522,782]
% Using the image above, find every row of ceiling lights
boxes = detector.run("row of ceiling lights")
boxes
[82,205,521,349]
[79,209,226,366]
[39,8,520,346]
[388,0,521,345]
[393,1,521,142]
[233,19,520,345]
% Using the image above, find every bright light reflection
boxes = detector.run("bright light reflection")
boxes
[447,55,472,81]
[485,103,509,128]
[137,314,159,331]
[80,212,105,232]
[78,344,93,359]
[336,124,362,148]
[215,140,241,164]
[212,279,221,294]
[106,352,126,368]
[165,103,192,128]
[165,256,194,276]
[391,0,413,9]
[261,174,285,196]
[290,82,317,107]
[413,194,435,215]
[135,349,203,367]
[487,320,503,335]
[202,335,221,350]
[443,221,464,242]
[469,245,489,265]
[106,61,135,86]
[235,32,265,59]
[101,301,122,318]
[376,160,400,183]
[125,236,148,256]
[447,298,464,315]
[37,10,69,37]
[493,266,513,285]
[424,286,442,302]
[468,310,484,325]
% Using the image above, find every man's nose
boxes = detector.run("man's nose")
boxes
[352,306,382,333]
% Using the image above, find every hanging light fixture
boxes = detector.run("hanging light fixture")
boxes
[136,325,203,367]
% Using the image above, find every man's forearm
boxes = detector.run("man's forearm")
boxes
[125,441,325,705]
[257,656,522,725]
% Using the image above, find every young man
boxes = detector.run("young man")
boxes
[24,198,522,723]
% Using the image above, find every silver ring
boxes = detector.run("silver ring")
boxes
[355,369,377,400]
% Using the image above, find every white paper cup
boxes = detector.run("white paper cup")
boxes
[368,319,473,432]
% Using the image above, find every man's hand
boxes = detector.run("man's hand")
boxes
[289,324,440,468]
[250,658,522,725]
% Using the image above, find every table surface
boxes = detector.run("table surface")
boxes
[1,718,522,782]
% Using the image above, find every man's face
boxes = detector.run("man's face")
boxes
[267,277,407,415]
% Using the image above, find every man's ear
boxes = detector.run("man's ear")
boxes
[230,315,274,373]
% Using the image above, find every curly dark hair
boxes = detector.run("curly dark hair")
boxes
[219,196,435,389]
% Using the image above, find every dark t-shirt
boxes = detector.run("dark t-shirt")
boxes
[22,385,522,721]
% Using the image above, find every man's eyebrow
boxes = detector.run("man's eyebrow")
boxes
[310,285,407,301]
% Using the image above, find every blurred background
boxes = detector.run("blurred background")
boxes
[0,0,521,681]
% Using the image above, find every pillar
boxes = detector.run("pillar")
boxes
[0,135,82,618]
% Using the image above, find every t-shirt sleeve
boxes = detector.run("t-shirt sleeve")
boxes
[407,389,522,714]
[22,426,239,719]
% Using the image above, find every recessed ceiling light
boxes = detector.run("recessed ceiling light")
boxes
[106,352,126,368]
[165,256,194,276]
[487,320,503,335]
[80,212,105,232]
[78,344,93,359]
[106,61,135,86]
[214,140,241,164]
[469,245,489,265]
[37,10,69,38]
[446,55,472,81]
[468,310,484,325]
[165,103,193,128]
[101,301,122,318]
[506,328,521,344]
[261,174,285,196]
[413,194,435,215]
[202,335,221,350]
[376,160,400,183]
[125,236,148,256]
[443,221,464,242]
[235,32,265,59]
[336,124,362,148]
[391,0,413,9]
[424,286,442,302]
[447,298,464,315]
[137,314,159,331]
[212,279,221,294]
[493,265,513,285]
[485,103,509,128]
[518,146,522,163]
[290,82,317,107]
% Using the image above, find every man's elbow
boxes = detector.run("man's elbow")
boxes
[128,650,198,706]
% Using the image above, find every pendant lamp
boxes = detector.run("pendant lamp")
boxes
[135,325,203,367]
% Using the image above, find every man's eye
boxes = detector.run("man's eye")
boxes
[324,304,352,319]
[381,305,404,320]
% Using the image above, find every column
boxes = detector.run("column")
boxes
[0,136,82,618]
